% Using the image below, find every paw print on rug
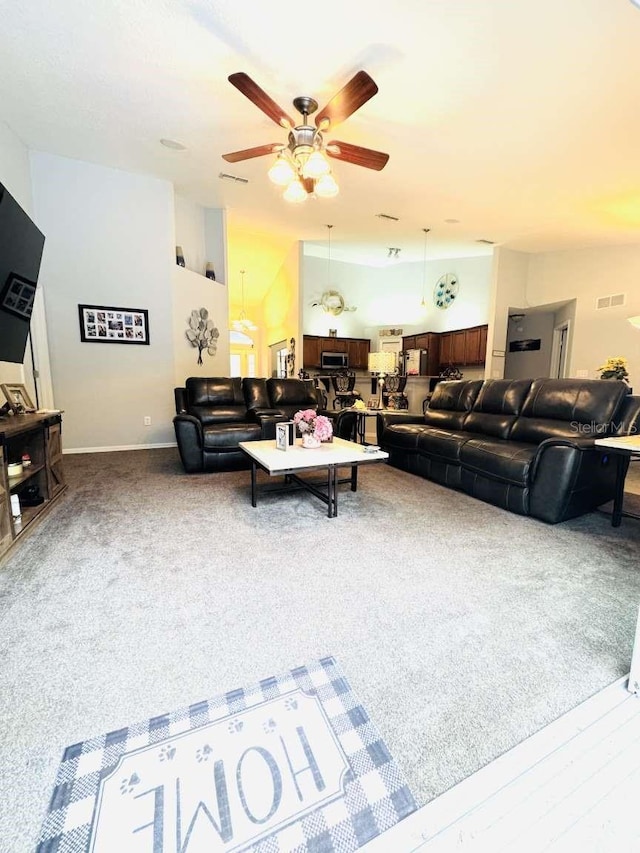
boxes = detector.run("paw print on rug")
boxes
[196,744,213,763]
[284,698,298,711]
[263,718,277,734]
[158,745,176,762]
[120,773,140,795]
[227,719,243,734]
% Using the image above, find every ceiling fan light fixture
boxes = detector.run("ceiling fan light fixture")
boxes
[314,172,339,198]
[302,150,330,179]
[268,154,295,186]
[283,177,307,203]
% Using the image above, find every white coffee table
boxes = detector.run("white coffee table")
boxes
[238,437,389,517]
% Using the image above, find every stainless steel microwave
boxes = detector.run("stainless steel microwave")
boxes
[321,351,349,370]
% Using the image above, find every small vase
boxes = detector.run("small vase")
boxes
[301,432,321,449]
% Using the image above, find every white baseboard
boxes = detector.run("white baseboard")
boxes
[63,442,177,455]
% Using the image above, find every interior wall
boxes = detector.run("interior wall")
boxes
[302,254,493,340]
[226,218,297,376]
[504,311,555,379]
[525,246,640,386]
[174,194,206,276]
[30,152,176,451]
[486,248,529,379]
[262,243,301,376]
[0,121,38,390]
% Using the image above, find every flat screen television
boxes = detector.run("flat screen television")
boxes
[0,182,45,364]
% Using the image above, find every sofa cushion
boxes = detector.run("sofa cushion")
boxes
[381,423,425,452]
[416,428,476,461]
[510,378,628,444]
[464,379,533,439]
[186,377,248,425]
[423,380,484,430]
[243,377,270,412]
[203,422,262,449]
[459,437,538,486]
[267,378,318,408]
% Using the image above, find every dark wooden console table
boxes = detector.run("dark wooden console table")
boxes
[0,412,66,560]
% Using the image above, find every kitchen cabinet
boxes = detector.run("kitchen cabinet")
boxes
[439,333,452,366]
[404,324,488,371]
[302,335,371,370]
[452,331,467,364]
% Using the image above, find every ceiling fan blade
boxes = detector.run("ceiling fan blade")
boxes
[228,72,294,129]
[326,141,389,171]
[222,144,283,163]
[315,71,378,130]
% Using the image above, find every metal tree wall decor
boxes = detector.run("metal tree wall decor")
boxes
[186,308,219,365]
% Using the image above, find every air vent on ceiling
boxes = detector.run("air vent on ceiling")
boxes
[476,239,495,245]
[596,293,626,310]
[376,213,399,221]
[219,172,249,184]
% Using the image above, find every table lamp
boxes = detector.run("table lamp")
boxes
[368,351,398,409]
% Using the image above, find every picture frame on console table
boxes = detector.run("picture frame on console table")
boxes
[78,304,150,345]
[1,382,36,414]
[366,397,381,410]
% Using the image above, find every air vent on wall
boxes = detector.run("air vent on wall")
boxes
[596,293,626,310]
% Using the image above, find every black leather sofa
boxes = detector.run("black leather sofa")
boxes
[377,377,637,523]
[173,377,351,472]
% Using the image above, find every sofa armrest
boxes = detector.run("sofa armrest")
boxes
[247,407,284,423]
[255,412,288,440]
[529,436,617,522]
[173,414,204,472]
[377,411,424,444]
[174,387,188,414]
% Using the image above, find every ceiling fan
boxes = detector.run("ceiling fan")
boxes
[222,70,389,202]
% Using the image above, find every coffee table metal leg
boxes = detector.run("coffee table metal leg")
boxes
[612,454,630,527]
[351,464,358,492]
[251,461,257,508]
[332,466,338,517]
[326,467,334,517]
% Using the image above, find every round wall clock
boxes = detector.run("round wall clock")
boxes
[433,273,459,309]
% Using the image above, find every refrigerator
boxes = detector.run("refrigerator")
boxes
[404,349,428,376]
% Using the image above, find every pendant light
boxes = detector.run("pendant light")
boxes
[232,269,257,332]
[420,228,430,309]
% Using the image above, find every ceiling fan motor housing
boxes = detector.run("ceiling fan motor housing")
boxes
[289,125,321,163]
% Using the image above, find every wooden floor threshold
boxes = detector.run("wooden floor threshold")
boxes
[362,676,640,852]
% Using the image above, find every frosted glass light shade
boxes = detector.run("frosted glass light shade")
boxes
[628,315,640,328]
[268,155,295,186]
[283,178,307,203]
[368,351,397,374]
[314,172,339,198]
[302,150,331,179]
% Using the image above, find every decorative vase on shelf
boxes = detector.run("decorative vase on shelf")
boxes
[205,262,216,281]
[176,246,185,267]
[301,432,322,449]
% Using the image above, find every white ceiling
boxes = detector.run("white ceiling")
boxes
[2,0,640,265]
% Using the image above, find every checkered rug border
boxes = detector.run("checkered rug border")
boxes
[37,656,417,852]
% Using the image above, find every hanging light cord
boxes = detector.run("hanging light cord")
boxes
[421,228,430,307]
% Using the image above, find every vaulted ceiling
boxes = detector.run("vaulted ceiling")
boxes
[2,0,640,269]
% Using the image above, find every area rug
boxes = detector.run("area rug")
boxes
[37,657,417,853]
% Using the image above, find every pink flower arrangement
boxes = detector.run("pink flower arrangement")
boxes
[293,409,333,442]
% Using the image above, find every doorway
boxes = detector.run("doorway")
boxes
[550,320,570,379]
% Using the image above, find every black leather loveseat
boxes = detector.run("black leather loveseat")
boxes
[377,377,637,523]
[173,377,350,472]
